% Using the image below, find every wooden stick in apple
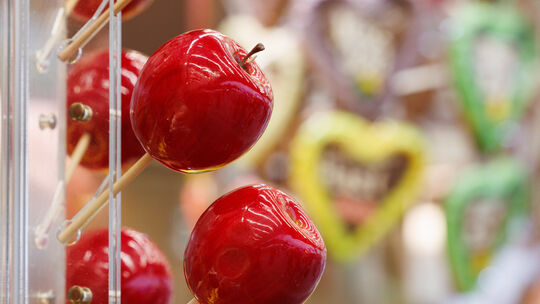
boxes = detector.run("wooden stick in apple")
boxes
[58,153,152,243]
[65,133,91,182]
[69,0,153,22]
[60,49,148,242]
[67,228,173,303]
[66,49,147,173]
[65,103,92,182]
[57,30,274,243]
[65,0,79,14]
[57,0,133,62]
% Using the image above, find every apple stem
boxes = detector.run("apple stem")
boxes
[240,43,265,71]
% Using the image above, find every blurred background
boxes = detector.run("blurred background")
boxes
[64,0,540,303]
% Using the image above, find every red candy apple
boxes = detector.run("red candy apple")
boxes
[67,49,147,170]
[130,29,273,173]
[183,184,326,304]
[69,0,154,22]
[66,228,172,304]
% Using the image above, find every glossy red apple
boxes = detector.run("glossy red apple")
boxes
[69,0,154,22]
[66,228,172,304]
[183,184,326,304]
[67,49,147,170]
[130,29,273,173]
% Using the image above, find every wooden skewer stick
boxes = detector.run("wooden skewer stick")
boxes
[57,0,133,62]
[187,299,199,304]
[65,133,91,182]
[65,0,79,15]
[57,152,153,243]
[65,102,94,182]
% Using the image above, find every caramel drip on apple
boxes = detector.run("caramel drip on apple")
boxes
[238,43,265,72]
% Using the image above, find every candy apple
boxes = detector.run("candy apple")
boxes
[68,0,154,22]
[130,29,273,173]
[66,228,172,304]
[183,184,326,304]
[67,49,147,170]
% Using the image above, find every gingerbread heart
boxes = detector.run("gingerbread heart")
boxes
[449,2,537,152]
[299,0,416,115]
[289,111,425,262]
[445,158,529,291]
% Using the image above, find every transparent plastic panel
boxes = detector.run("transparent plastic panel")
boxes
[108,3,122,303]
[28,0,66,302]
[1,0,66,303]
[1,0,31,302]
[0,0,9,301]
[59,0,124,302]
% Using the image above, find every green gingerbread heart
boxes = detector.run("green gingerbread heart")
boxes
[445,158,529,291]
[449,2,537,152]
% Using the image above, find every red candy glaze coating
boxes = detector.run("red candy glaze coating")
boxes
[66,228,172,304]
[67,49,147,170]
[130,29,273,173]
[184,184,326,304]
[70,0,154,22]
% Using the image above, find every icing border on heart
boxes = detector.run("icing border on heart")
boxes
[289,111,425,262]
[449,2,537,152]
[445,158,529,291]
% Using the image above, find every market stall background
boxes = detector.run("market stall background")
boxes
[3,0,540,303]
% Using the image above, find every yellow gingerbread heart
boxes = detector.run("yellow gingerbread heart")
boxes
[289,111,425,262]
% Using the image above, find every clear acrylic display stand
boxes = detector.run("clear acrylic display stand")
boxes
[1,0,123,302]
